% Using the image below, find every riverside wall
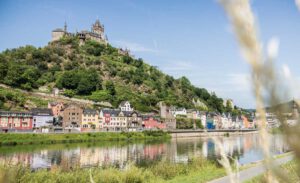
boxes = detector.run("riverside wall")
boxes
[169,129,258,138]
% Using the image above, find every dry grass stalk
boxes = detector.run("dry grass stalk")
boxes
[214,138,239,183]
[219,0,294,182]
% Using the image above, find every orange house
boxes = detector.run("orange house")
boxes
[48,102,64,117]
[242,115,249,128]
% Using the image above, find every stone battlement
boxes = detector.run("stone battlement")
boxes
[51,20,108,45]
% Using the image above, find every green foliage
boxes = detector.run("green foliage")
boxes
[0,88,26,109]
[89,90,112,102]
[225,100,233,113]
[57,69,100,95]
[176,117,203,129]
[0,156,225,183]
[63,89,76,98]
[0,38,230,113]
[0,132,170,146]
[82,40,105,56]
[105,81,116,96]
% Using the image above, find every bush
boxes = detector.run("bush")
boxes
[63,89,76,97]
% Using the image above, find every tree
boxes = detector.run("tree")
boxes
[76,69,100,95]
[63,89,76,98]
[56,70,80,90]
[225,100,233,113]
[4,64,23,87]
[21,67,40,89]
[0,54,8,79]
[89,90,112,102]
[122,55,133,64]
[165,75,174,88]
[105,81,116,96]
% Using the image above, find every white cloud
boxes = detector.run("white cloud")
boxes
[113,40,159,53]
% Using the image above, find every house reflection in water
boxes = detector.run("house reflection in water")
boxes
[0,134,289,169]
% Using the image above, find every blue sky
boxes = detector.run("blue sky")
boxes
[1,0,300,108]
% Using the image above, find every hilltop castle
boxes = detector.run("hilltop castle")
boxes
[51,19,108,45]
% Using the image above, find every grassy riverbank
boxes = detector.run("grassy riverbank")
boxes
[245,159,298,183]
[0,131,170,146]
[0,157,226,183]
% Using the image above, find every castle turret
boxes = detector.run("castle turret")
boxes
[92,19,104,35]
[64,21,67,32]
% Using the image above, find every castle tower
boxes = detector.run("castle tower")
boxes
[92,19,106,41]
[92,19,104,36]
[64,21,67,32]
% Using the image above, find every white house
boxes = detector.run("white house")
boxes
[199,111,207,128]
[170,107,187,117]
[31,108,54,129]
[119,101,134,112]
[221,113,229,129]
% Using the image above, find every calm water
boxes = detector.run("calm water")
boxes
[0,133,289,169]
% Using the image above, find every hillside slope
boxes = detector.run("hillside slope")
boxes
[0,36,227,112]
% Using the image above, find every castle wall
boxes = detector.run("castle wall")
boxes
[52,32,64,41]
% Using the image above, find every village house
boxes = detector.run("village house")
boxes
[81,109,98,131]
[206,112,220,129]
[31,108,54,131]
[242,115,250,128]
[52,88,60,96]
[142,116,166,129]
[170,107,187,117]
[126,111,142,131]
[199,111,207,128]
[119,101,134,112]
[220,113,233,129]
[62,104,83,129]
[158,102,176,129]
[0,111,33,132]
[99,109,127,131]
[231,115,244,129]
[227,113,233,128]
[48,102,64,117]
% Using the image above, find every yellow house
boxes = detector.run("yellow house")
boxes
[81,109,99,131]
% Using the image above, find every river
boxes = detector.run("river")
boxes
[0,133,289,170]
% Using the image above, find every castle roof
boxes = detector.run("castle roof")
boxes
[52,28,64,32]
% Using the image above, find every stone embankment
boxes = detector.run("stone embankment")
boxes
[169,129,258,138]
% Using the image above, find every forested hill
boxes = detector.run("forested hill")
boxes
[0,36,229,112]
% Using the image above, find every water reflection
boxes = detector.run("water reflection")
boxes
[0,134,289,169]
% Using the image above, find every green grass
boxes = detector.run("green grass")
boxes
[0,157,226,183]
[244,159,300,183]
[0,131,171,146]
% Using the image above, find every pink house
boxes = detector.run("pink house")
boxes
[48,102,64,117]
[0,111,33,131]
[142,117,166,129]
